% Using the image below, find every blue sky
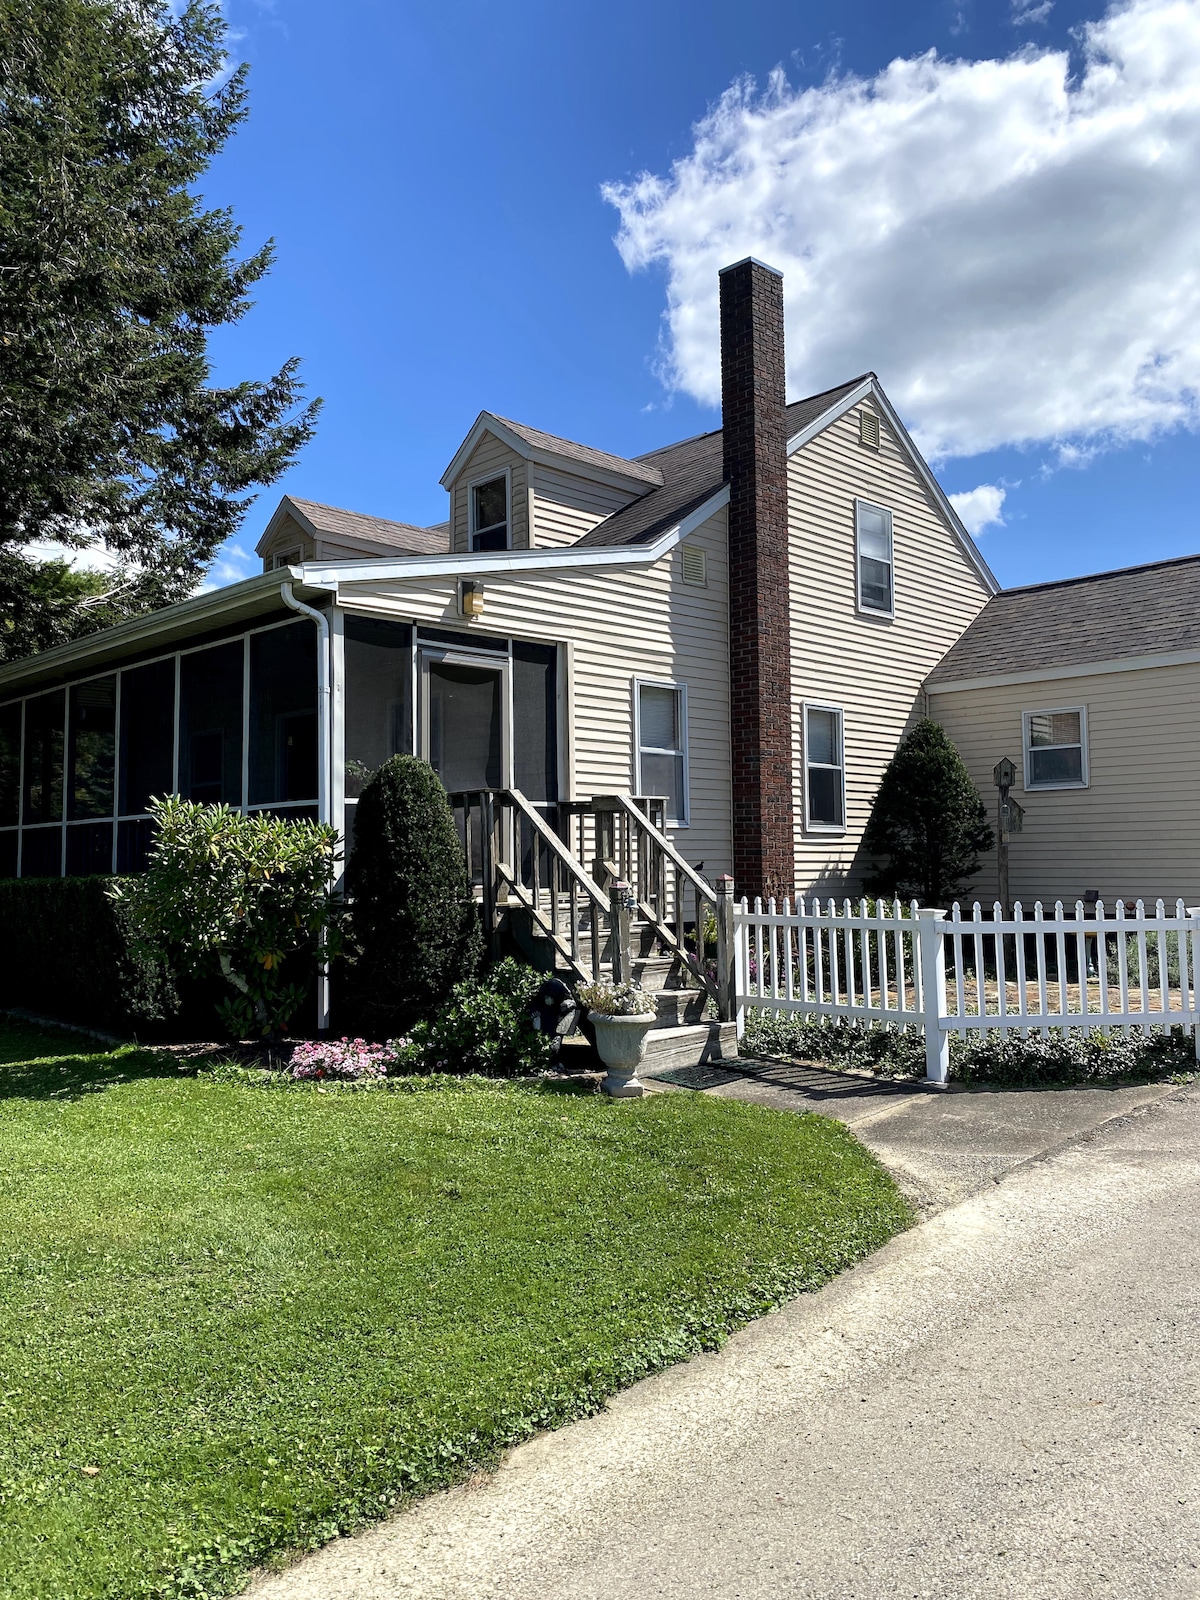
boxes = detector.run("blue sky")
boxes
[203,0,1200,591]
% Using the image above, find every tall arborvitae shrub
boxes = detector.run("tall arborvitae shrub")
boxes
[863,719,993,905]
[345,756,482,1035]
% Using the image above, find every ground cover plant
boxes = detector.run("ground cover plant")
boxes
[0,1020,909,1599]
[743,1011,1198,1086]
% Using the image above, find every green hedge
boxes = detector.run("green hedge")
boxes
[0,877,180,1035]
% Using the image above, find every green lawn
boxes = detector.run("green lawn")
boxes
[0,1023,910,1600]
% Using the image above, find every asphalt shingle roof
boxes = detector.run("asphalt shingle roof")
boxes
[491,417,664,487]
[287,498,450,555]
[926,555,1200,685]
[574,376,870,548]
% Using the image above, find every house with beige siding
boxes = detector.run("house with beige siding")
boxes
[0,258,1003,1054]
[928,558,1200,908]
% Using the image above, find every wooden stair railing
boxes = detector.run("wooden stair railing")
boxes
[448,788,612,983]
[589,793,722,1009]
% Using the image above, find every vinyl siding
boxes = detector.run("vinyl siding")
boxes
[530,464,637,548]
[259,514,315,568]
[788,399,993,897]
[930,661,1200,906]
[335,506,732,875]
[449,434,529,551]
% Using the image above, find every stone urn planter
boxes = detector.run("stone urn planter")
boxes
[590,1010,657,1098]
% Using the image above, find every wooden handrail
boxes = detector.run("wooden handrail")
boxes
[500,788,610,911]
[589,793,717,902]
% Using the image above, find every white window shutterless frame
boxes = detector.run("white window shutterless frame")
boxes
[1023,706,1088,789]
[803,702,845,831]
[633,679,689,826]
[855,500,894,617]
[468,469,511,552]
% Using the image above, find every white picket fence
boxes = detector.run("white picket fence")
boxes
[733,895,1200,1083]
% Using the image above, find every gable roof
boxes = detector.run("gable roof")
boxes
[440,413,663,492]
[257,496,449,558]
[927,554,1200,688]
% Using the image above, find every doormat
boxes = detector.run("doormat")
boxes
[643,1061,746,1091]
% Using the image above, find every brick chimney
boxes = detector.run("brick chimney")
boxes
[720,257,795,902]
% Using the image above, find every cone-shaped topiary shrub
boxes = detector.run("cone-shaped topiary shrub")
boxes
[863,719,993,905]
[345,755,482,1035]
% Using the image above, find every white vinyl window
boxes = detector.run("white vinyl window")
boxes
[804,703,845,831]
[855,500,894,616]
[634,679,689,826]
[1024,707,1088,789]
[469,473,509,552]
[271,547,302,570]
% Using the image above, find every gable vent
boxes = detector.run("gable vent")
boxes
[858,409,880,449]
[681,544,707,587]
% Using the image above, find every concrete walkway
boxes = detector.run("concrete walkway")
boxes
[701,1057,1182,1212]
[248,1073,1200,1600]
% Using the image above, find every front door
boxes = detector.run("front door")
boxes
[419,649,507,794]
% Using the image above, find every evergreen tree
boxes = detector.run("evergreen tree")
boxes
[0,0,320,661]
[345,757,483,1036]
[863,719,994,904]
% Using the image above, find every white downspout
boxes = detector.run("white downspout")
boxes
[280,580,332,1031]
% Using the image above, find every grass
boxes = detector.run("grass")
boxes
[0,1021,910,1600]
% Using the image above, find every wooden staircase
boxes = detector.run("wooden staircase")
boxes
[447,788,738,1075]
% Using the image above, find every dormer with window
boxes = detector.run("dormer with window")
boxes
[441,412,664,551]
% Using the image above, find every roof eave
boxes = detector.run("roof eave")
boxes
[439,412,663,494]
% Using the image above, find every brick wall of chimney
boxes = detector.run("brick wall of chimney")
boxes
[720,258,795,901]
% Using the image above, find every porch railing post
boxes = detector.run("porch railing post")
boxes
[715,874,737,1025]
[917,907,950,1084]
[480,790,499,962]
[610,879,634,986]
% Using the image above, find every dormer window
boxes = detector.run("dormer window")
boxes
[470,474,509,551]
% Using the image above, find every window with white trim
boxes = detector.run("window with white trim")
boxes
[271,547,302,570]
[804,703,845,830]
[855,500,893,615]
[470,474,509,551]
[635,679,688,826]
[1024,707,1088,789]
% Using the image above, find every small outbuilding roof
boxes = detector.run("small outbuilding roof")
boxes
[258,497,449,558]
[927,554,1200,687]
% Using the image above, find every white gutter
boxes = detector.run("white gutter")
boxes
[298,487,731,590]
[279,580,334,1034]
[279,581,331,827]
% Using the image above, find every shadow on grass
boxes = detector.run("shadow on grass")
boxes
[0,1024,198,1103]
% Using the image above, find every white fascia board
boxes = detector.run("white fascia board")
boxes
[301,486,730,591]
[787,377,1000,597]
[255,495,315,557]
[927,645,1200,696]
[439,412,662,495]
[0,570,336,695]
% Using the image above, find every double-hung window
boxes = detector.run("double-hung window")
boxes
[470,474,509,551]
[635,679,688,826]
[855,500,894,616]
[1024,707,1088,789]
[804,703,845,830]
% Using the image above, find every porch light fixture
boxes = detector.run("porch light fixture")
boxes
[458,579,485,619]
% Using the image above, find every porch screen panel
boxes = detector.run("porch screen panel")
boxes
[0,831,15,879]
[344,617,413,798]
[66,822,114,876]
[0,702,20,832]
[118,659,175,815]
[21,827,62,878]
[23,691,64,824]
[68,677,116,819]
[249,623,318,805]
[179,642,244,807]
[512,642,558,803]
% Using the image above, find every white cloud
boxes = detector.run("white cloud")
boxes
[603,0,1200,463]
[1012,0,1054,23]
[949,482,1007,532]
[198,542,257,593]
[22,540,122,575]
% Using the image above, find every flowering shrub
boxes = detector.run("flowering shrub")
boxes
[395,959,557,1077]
[289,1037,397,1081]
[576,979,656,1017]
